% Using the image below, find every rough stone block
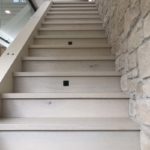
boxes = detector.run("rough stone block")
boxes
[141,0,150,17]
[141,129,150,150]
[129,99,137,118]
[121,53,129,74]
[128,19,144,52]
[124,8,131,37]
[117,17,125,35]
[115,53,128,72]
[138,40,150,78]
[137,99,150,125]
[144,13,150,38]
[127,68,139,79]
[128,78,140,94]
[115,56,122,71]
[128,51,137,70]
[139,80,150,98]
[121,74,128,92]
[122,38,128,53]
[124,0,141,38]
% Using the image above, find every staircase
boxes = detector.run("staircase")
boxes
[0,1,140,150]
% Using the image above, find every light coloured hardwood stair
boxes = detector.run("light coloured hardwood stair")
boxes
[51,4,97,7]
[46,15,100,18]
[0,1,140,150]
[41,22,103,30]
[14,71,120,76]
[52,2,95,4]
[0,118,139,131]
[29,44,111,49]
[43,20,102,23]
[47,14,100,18]
[33,37,108,47]
[2,92,129,99]
[29,47,111,56]
[38,28,106,36]
[23,56,115,60]
[2,92,129,118]
[49,7,98,11]
[13,74,122,93]
[22,57,115,72]
[35,34,107,38]
[44,17,101,22]
[47,11,99,15]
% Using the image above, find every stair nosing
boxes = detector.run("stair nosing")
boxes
[50,8,98,10]
[45,16,100,19]
[2,93,129,99]
[22,56,115,61]
[34,36,107,39]
[39,28,105,31]
[14,71,121,77]
[42,22,102,25]
[47,12,99,15]
[29,45,111,48]
[51,5,97,7]
[0,118,140,131]
[50,5,97,7]
[52,2,96,4]
[29,46,110,50]
[34,35,107,38]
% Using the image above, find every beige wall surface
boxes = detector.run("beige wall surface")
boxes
[96,0,150,149]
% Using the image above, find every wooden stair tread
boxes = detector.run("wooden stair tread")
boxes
[53,2,95,4]
[45,16,100,19]
[35,35,106,38]
[42,21,102,25]
[35,35,106,39]
[48,12,99,15]
[2,92,129,99]
[51,4,97,7]
[50,8,98,11]
[23,56,115,61]
[29,45,111,48]
[0,118,139,131]
[14,71,121,77]
[29,46,110,51]
[39,27,104,31]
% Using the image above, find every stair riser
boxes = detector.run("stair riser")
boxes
[38,30,106,37]
[47,11,99,15]
[49,8,98,11]
[43,20,102,23]
[2,99,128,118]
[53,2,95,4]
[44,18,100,22]
[33,38,108,47]
[22,60,115,72]
[13,77,121,93]
[46,15,100,18]
[41,24,103,29]
[51,5,97,8]
[0,132,140,150]
[29,48,111,57]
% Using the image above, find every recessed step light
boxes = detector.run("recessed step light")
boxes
[5,10,11,14]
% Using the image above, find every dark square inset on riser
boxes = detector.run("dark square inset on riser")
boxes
[68,41,73,45]
[63,80,69,86]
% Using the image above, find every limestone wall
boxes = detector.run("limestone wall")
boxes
[96,0,150,149]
